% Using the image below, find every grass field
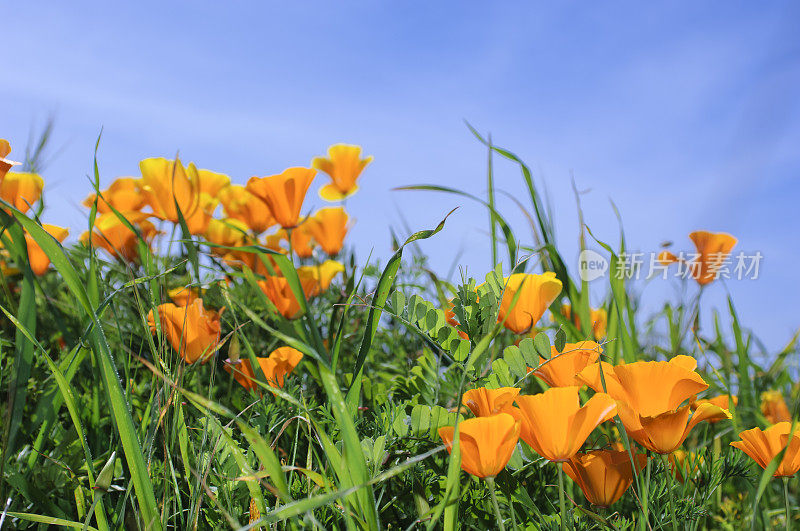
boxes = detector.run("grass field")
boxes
[0,129,798,530]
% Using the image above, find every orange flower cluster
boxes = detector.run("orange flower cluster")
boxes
[0,139,67,277]
[577,355,731,454]
[74,143,367,268]
[440,353,732,508]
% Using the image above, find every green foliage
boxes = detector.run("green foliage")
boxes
[0,127,797,530]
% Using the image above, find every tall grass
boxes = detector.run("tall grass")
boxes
[0,126,797,530]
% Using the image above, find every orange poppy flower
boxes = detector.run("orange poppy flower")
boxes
[205,218,250,250]
[761,390,792,424]
[306,207,349,256]
[657,231,737,286]
[203,218,255,268]
[438,413,521,478]
[25,224,69,276]
[577,355,731,454]
[168,286,203,306]
[462,387,520,417]
[0,139,20,180]
[224,346,304,391]
[296,260,345,297]
[257,275,317,319]
[289,223,317,258]
[691,394,738,423]
[257,227,316,258]
[83,177,145,213]
[218,185,275,234]
[557,304,607,339]
[246,167,316,229]
[731,422,800,477]
[532,340,602,388]
[139,158,228,234]
[147,298,222,364]
[0,171,44,214]
[514,386,617,462]
[562,449,648,507]
[312,144,373,201]
[498,272,562,334]
[81,212,160,263]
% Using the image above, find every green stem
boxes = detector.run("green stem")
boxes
[641,455,651,531]
[663,454,678,530]
[558,464,568,531]
[486,133,497,269]
[487,476,506,531]
[785,477,792,531]
[286,227,295,263]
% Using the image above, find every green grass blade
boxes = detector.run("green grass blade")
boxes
[5,205,160,527]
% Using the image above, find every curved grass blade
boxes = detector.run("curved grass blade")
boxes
[346,209,456,409]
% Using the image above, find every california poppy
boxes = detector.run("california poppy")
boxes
[289,223,317,258]
[83,177,145,213]
[140,157,228,234]
[257,275,317,319]
[691,394,738,423]
[0,172,44,214]
[558,304,607,339]
[514,386,617,462]
[658,231,737,286]
[312,144,372,201]
[246,167,316,228]
[147,298,222,364]
[224,346,304,391]
[306,207,349,256]
[577,355,731,454]
[761,390,792,424]
[731,422,800,477]
[562,449,647,507]
[203,218,255,268]
[462,387,520,417]
[168,286,203,306]
[532,341,602,388]
[218,185,275,234]
[0,139,20,180]
[25,224,69,276]
[438,413,521,478]
[204,218,250,250]
[81,212,159,263]
[498,272,563,334]
[296,260,344,297]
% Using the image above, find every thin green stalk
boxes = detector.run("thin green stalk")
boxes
[663,454,678,530]
[486,476,506,531]
[558,464,567,531]
[287,227,295,263]
[785,477,792,530]
[640,456,651,531]
[486,133,497,268]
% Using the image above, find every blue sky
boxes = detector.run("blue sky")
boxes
[4,2,799,351]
